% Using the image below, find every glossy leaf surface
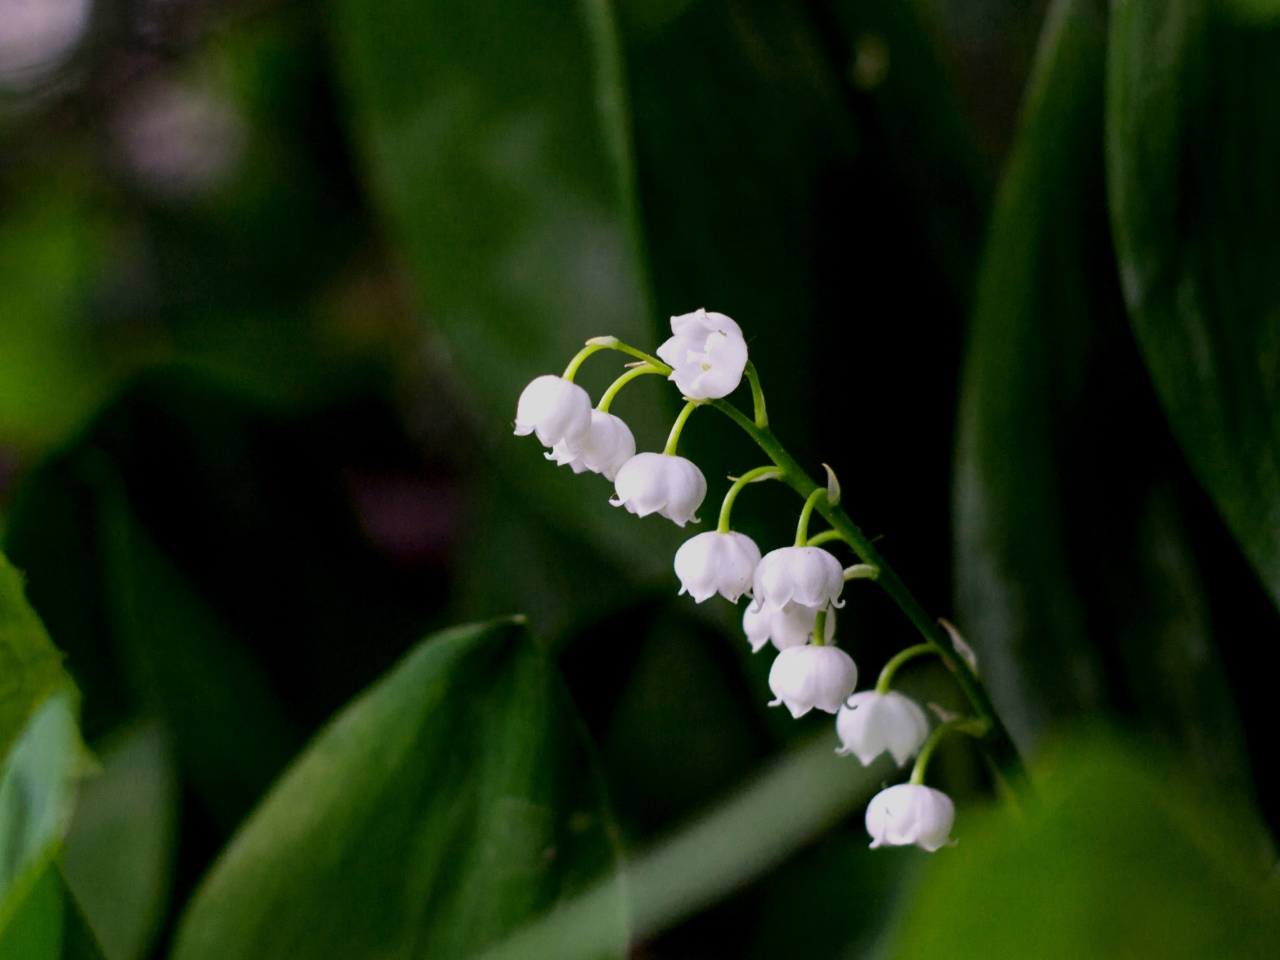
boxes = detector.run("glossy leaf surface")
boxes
[171,617,625,960]
[1107,0,1280,610]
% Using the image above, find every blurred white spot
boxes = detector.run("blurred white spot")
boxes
[0,0,92,88]
[850,33,889,91]
[112,79,247,199]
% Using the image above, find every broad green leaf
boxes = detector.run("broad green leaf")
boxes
[891,734,1280,959]
[0,860,110,960]
[0,552,70,763]
[475,735,893,960]
[1107,0,1280,611]
[332,0,682,627]
[62,722,178,960]
[953,0,1251,791]
[171,617,626,960]
[0,855,62,960]
[0,692,83,906]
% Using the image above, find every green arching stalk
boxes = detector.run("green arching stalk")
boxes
[663,400,701,456]
[563,342,613,381]
[584,336,674,371]
[844,564,879,581]
[812,607,828,647]
[794,488,826,547]
[717,467,782,533]
[585,336,1030,790]
[875,644,936,694]
[745,361,768,428]
[598,364,665,412]
[806,529,844,547]
[910,717,991,786]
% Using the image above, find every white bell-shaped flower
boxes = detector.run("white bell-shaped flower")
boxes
[656,308,749,400]
[743,600,835,652]
[753,546,845,612]
[611,452,707,527]
[767,644,857,717]
[865,783,955,852]
[515,375,592,448]
[675,531,761,603]
[836,691,930,766]
[545,411,635,481]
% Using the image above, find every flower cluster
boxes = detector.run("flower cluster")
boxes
[515,309,974,853]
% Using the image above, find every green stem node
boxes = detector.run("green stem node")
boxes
[812,607,828,647]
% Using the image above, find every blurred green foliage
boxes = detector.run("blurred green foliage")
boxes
[1,0,1279,956]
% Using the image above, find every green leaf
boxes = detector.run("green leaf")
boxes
[0,855,63,960]
[473,735,893,960]
[0,860,110,960]
[332,0,653,435]
[953,0,1251,791]
[62,722,178,960]
[891,734,1280,959]
[0,553,71,764]
[0,692,83,906]
[170,617,626,960]
[1107,0,1280,611]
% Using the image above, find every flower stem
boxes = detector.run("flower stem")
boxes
[717,467,782,533]
[794,488,826,547]
[563,342,612,381]
[806,529,844,547]
[663,399,701,456]
[583,336,674,372]
[875,644,936,694]
[745,361,768,428]
[812,607,828,647]
[707,394,1030,792]
[598,364,665,412]
[910,716,991,785]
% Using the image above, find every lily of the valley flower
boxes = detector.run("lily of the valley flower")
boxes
[753,546,845,612]
[675,531,761,602]
[743,600,835,652]
[546,410,636,481]
[768,644,858,717]
[837,691,930,766]
[656,308,749,400]
[515,375,593,448]
[865,783,955,852]
[611,452,707,527]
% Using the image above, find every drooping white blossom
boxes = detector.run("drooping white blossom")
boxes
[865,783,955,852]
[675,531,761,603]
[753,546,845,612]
[656,309,749,400]
[515,375,593,449]
[611,452,707,527]
[546,410,635,481]
[743,600,835,653]
[837,691,930,766]
[768,644,858,717]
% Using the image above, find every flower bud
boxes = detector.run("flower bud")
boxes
[515,375,592,448]
[656,308,749,400]
[675,531,761,603]
[742,600,835,653]
[767,644,857,717]
[865,784,955,852]
[753,546,845,612]
[546,411,636,481]
[836,691,930,766]
[611,452,707,527]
